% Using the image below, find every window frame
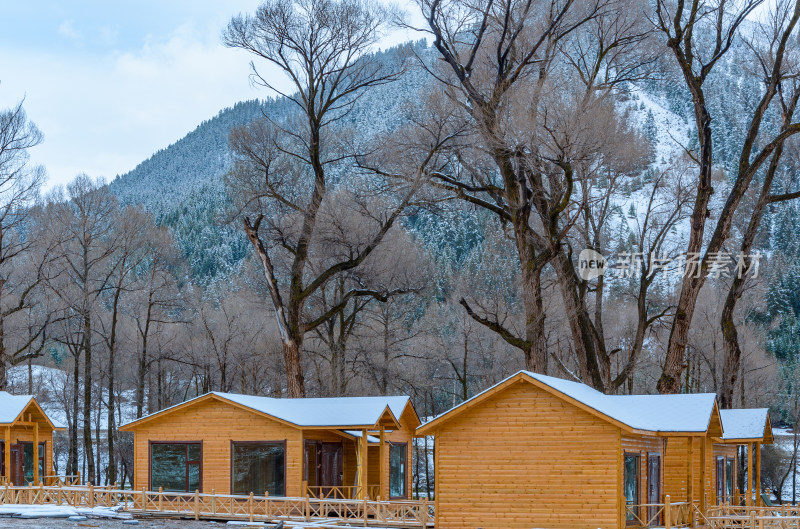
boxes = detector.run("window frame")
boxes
[388,442,408,499]
[148,441,203,493]
[229,440,287,497]
[624,452,641,526]
[726,457,735,502]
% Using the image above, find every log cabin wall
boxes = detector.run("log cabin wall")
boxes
[663,436,715,507]
[430,380,620,529]
[131,398,303,495]
[621,435,663,511]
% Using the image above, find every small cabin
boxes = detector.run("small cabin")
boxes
[0,391,64,486]
[119,392,420,500]
[417,371,769,529]
[716,408,773,504]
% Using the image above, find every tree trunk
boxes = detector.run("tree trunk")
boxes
[82,311,95,484]
[136,299,152,418]
[520,253,547,373]
[106,286,122,485]
[552,249,606,391]
[283,339,305,398]
[68,351,80,476]
[0,306,6,391]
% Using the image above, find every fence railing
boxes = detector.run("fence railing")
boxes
[42,475,81,487]
[305,484,381,500]
[0,483,432,527]
[625,496,695,528]
[706,505,800,529]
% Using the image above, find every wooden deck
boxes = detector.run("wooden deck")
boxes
[0,484,432,528]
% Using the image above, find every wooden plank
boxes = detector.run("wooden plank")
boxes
[379,427,386,501]
[747,443,753,506]
[755,442,761,501]
[360,428,368,500]
[33,423,39,485]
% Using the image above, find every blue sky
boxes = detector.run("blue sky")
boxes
[0,1,422,188]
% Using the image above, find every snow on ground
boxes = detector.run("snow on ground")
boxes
[0,504,131,519]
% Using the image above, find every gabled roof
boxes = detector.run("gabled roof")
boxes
[120,392,418,432]
[719,408,773,443]
[418,371,722,437]
[0,391,63,430]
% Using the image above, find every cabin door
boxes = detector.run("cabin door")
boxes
[319,443,343,494]
[9,445,23,486]
[647,454,661,525]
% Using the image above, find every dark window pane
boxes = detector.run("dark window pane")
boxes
[389,444,407,498]
[151,443,201,492]
[726,459,734,499]
[232,442,285,496]
[188,463,201,492]
[21,443,44,484]
[624,455,639,522]
[188,444,202,462]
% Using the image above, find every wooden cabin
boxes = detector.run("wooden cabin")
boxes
[119,392,420,500]
[716,409,773,505]
[0,391,64,486]
[417,371,753,529]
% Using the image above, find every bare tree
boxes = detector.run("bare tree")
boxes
[48,176,118,484]
[0,99,48,389]
[654,0,800,394]
[413,0,659,389]
[223,0,444,396]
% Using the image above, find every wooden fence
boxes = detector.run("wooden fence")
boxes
[626,495,695,528]
[705,505,800,529]
[0,483,431,527]
[305,484,381,500]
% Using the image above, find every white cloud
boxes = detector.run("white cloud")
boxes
[57,20,82,43]
[0,22,280,188]
[1,0,424,190]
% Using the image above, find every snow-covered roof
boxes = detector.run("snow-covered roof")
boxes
[0,391,35,424]
[122,392,416,430]
[0,391,62,429]
[419,371,720,435]
[720,409,770,441]
[522,372,718,433]
[213,392,411,428]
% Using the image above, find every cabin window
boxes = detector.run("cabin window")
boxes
[624,454,640,524]
[726,458,734,500]
[716,457,726,503]
[231,442,285,496]
[22,442,45,484]
[389,443,407,498]
[150,442,202,492]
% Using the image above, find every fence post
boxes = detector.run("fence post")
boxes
[38,481,43,505]
[194,489,200,520]
[211,489,216,515]
[664,495,670,529]
[305,494,310,521]
[363,496,368,527]
[422,497,429,527]
[88,483,94,508]
[141,487,147,511]
[248,492,254,522]
[265,491,270,519]
[158,486,163,512]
